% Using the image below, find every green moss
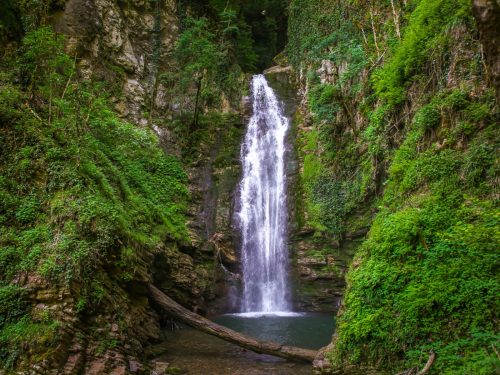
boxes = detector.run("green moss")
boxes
[334,192,499,372]
[288,0,498,373]
[308,83,341,121]
[0,315,59,369]
[413,103,441,131]
[372,0,472,105]
[331,90,499,373]
[0,27,190,368]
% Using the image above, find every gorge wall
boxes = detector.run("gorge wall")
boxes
[0,0,249,373]
[0,0,498,374]
[285,0,499,374]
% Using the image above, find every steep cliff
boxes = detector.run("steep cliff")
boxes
[0,0,252,372]
[286,0,499,373]
[1,0,498,373]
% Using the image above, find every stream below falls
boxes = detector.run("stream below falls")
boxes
[156,313,335,374]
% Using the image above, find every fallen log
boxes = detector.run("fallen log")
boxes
[148,284,317,362]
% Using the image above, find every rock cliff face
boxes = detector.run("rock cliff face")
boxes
[176,112,245,315]
[472,0,500,100]
[52,0,178,125]
[58,0,248,312]
[287,1,499,373]
[1,1,247,373]
[264,66,363,313]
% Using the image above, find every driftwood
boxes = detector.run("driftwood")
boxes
[418,351,436,375]
[397,351,436,375]
[148,284,317,362]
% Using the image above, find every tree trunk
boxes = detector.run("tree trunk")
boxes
[192,75,203,128]
[370,9,381,58]
[148,284,317,363]
[390,0,401,39]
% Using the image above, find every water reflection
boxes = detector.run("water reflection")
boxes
[213,312,335,350]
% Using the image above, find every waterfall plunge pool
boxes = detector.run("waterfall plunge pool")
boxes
[213,312,336,350]
[155,313,335,374]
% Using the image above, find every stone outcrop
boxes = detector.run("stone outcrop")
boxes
[290,230,367,312]
[472,0,500,100]
[18,237,229,373]
[184,111,245,314]
[52,0,178,124]
[6,1,247,372]
[265,65,365,313]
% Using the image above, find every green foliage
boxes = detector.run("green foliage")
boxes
[334,193,499,373]
[0,286,27,329]
[332,87,499,372]
[308,83,341,122]
[310,175,354,235]
[372,0,471,105]
[288,0,348,67]
[413,103,440,131]
[0,315,59,369]
[0,0,22,43]
[19,25,74,80]
[298,126,368,236]
[179,0,287,70]
[164,0,289,137]
[0,27,189,368]
[12,0,65,31]
[234,0,288,69]
[219,8,258,71]
[289,0,498,373]
[167,14,249,125]
[289,0,372,238]
[175,17,221,88]
[169,0,289,127]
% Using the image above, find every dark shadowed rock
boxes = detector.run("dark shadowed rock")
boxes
[472,0,500,100]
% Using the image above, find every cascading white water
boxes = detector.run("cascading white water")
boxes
[237,74,291,314]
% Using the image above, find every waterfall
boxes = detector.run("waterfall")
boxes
[237,74,291,314]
